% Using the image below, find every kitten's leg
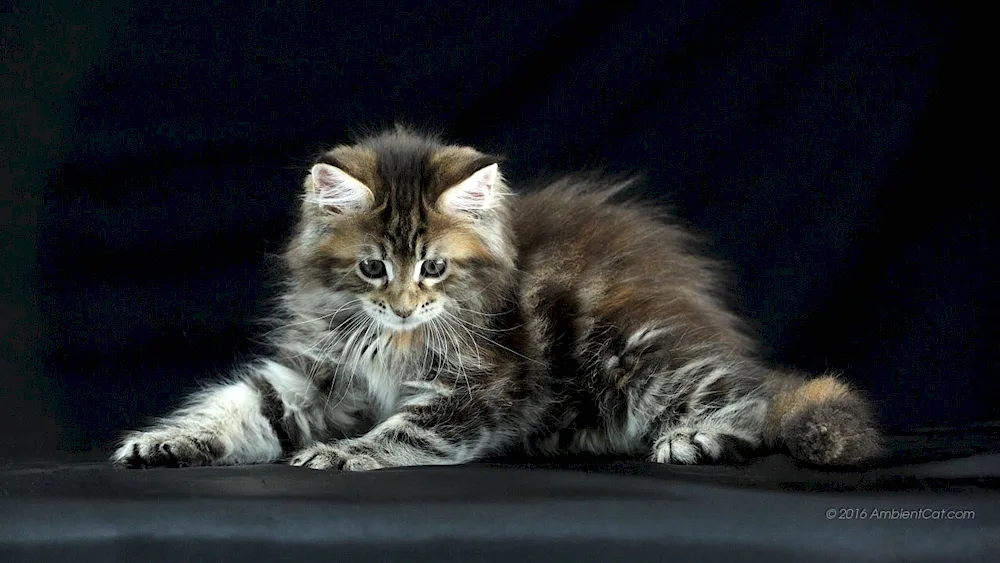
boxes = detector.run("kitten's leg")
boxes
[290,377,523,471]
[588,322,768,464]
[650,357,769,464]
[648,357,884,465]
[112,360,335,468]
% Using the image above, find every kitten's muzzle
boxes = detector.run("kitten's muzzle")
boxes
[392,307,414,319]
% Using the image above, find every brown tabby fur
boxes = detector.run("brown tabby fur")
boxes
[112,127,885,470]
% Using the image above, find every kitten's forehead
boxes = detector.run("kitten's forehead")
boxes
[316,130,499,256]
[318,131,496,198]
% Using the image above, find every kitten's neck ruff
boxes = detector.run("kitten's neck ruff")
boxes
[384,328,424,351]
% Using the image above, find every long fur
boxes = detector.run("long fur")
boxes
[112,128,885,470]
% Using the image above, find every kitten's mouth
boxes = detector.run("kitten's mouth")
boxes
[374,316,425,333]
[361,301,439,333]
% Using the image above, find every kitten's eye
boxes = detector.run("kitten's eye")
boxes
[420,258,447,278]
[358,259,387,279]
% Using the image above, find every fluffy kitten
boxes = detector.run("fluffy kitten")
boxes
[112,128,884,470]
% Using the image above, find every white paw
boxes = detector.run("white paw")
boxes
[112,429,223,468]
[288,441,384,471]
[652,427,724,464]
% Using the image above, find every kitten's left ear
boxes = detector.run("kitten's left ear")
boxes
[437,163,500,216]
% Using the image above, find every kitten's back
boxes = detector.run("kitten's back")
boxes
[512,179,753,354]
[512,177,884,466]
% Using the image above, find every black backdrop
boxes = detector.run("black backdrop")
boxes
[2,1,995,457]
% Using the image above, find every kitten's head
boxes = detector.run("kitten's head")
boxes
[286,128,516,333]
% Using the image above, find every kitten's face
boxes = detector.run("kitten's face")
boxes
[347,227,483,332]
[356,254,446,331]
[288,130,514,335]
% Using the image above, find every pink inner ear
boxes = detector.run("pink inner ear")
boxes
[313,166,337,188]
[311,165,343,196]
[467,181,489,202]
[442,164,498,214]
[309,163,371,214]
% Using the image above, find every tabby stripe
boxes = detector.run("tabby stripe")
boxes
[248,376,298,454]
[377,417,453,459]
[694,373,734,413]
[391,429,452,459]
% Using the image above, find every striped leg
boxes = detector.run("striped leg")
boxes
[290,378,518,471]
[580,322,767,464]
[651,357,769,464]
[112,360,337,468]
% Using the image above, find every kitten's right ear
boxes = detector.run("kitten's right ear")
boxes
[307,163,374,215]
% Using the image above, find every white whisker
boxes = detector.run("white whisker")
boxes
[442,310,545,366]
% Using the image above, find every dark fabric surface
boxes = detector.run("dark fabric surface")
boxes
[8,1,990,457]
[3,434,999,563]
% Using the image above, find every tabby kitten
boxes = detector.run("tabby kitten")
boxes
[113,128,884,470]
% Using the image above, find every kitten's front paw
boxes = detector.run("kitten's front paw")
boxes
[289,441,384,471]
[112,430,223,469]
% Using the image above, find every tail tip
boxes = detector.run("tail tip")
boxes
[781,399,886,467]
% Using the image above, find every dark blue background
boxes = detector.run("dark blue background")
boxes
[3,1,995,455]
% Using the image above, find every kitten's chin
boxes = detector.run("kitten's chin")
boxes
[374,317,426,333]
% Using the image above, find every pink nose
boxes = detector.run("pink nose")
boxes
[393,308,413,319]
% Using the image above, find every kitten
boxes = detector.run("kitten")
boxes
[112,127,884,470]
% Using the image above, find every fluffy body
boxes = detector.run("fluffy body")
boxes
[113,128,884,470]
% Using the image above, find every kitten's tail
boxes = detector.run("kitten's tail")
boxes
[763,373,886,466]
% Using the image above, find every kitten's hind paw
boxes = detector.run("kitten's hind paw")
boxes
[112,430,223,468]
[289,441,384,471]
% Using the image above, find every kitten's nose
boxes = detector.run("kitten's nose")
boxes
[393,307,414,319]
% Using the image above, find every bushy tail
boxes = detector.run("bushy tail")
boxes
[763,373,886,466]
